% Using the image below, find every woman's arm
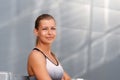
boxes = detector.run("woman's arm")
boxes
[28,50,52,80]
[62,71,71,80]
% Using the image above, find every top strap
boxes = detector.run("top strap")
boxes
[33,48,46,57]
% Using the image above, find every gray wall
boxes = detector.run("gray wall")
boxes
[0,0,120,80]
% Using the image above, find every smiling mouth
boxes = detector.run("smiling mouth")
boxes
[46,37,54,40]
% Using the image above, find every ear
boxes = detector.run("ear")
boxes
[34,28,38,36]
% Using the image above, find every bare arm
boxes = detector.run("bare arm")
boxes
[62,71,71,80]
[28,50,52,80]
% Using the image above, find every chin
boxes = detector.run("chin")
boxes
[44,41,54,44]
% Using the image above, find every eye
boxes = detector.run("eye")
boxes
[51,27,56,30]
[42,27,48,30]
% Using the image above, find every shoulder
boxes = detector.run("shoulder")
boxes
[29,50,45,57]
[28,50,46,66]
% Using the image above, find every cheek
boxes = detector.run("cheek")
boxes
[53,31,57,36]
[39,31,46,36]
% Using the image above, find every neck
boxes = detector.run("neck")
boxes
[36,43,51,54]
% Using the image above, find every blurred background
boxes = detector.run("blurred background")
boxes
[0,0,120,80]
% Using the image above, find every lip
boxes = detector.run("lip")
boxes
[46,37,54,38]
[46,37,54,40]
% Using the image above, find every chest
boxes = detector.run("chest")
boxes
[46,58,64,80]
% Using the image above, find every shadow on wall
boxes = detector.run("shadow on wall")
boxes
[82,54,120,80]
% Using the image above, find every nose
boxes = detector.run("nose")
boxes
[48,29,52,34]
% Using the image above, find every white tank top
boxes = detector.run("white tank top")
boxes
[29,48,64,80]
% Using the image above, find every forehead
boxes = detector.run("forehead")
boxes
[39,19,56,25]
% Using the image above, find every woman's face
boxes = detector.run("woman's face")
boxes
[35,19,56,44]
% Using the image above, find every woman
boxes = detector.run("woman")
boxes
[27,14,71,80]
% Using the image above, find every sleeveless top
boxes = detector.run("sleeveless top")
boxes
[29,48,64,80]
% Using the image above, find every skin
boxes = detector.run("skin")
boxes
[27,19,71,80]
